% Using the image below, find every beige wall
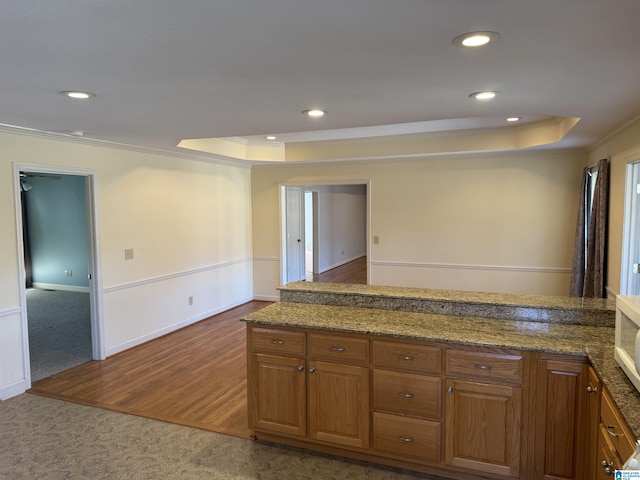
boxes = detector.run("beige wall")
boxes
[0,130,252,398]
[588,118,640,296]
[252,150,587,299]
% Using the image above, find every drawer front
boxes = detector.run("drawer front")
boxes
[251,327,305,356]
[308,333,369,364]
[446,350,523,384]
[373,340,441,374]
[373,370,441,419]
[373,412,440,463]
[601,389,636,461]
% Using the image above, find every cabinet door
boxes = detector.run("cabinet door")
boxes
[308,360,370,449]
[533,357,588,480]
[596,423,623,480]
[445,379,521,478]
[585,366,602,480]
[249,354,306,437]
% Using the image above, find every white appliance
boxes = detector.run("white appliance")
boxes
[615,295,640,394]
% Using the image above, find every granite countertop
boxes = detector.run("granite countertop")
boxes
[279,282,616,312]
[242,301,640,442]
[278,282,616,326]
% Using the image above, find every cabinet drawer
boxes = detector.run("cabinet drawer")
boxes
[308,333,369,364]
[446,350,523,384]
[251,327,305,356]
[373,340,441,374]
[373,412,440,463]
[373,370,441,419]
[601,388,635,462]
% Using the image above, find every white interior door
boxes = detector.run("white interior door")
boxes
[284,186,305,284]
[622,160,640,295]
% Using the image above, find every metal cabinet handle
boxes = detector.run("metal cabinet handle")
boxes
[605,425,621,438]
[447,386,454,394]
[474,363,493,370]
[601,460,615,476]
[397,354,414,361]
[330,346,346,352]
[397,435,414,443]
[587,386,599,393]
[397,391,414,398]
[296,365,304,372]
[309,367,316,373]
[271,339,284,345]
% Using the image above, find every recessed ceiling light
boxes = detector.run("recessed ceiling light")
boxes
[303,109,326,118]
[506,117,521,122]
[60,90,96,99]
[469,91,497,100]
[453,31,500,48]
[265,135,277,140]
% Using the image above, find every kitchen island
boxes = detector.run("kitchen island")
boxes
[243,282,639,479]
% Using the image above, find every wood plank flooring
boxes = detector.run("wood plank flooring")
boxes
[29,258,367,439]
[306,256,367,284]
[30,301,271,439]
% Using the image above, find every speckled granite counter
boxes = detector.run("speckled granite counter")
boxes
[243,296,639,443]
[279,282,616,326]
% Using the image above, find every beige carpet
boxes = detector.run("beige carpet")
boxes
[0,393,445,480]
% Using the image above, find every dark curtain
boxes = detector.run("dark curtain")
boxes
[21,190,33,288]
[569,158,609,297]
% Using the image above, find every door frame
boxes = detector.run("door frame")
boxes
[279,180,370,286]
[13,162,105,388]
[621,155,640,295]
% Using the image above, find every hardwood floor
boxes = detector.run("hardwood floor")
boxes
[306,256,367,284]
[29,301,271,439]
[28,259,367,439]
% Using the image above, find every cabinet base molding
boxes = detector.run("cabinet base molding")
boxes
[253,432,518,480]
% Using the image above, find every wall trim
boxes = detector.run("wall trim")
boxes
[103,257,252,293]
[371,260,571,274]
[253,295,280,302]
[31,283,90,293]
[253,256,280,262]
[0,307,21,319]
[0,124,251,169]
[0,379,27,401]
[105,295,252,357]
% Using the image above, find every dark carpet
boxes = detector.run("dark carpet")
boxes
[26,288,92,381]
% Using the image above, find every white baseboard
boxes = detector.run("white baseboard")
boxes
[319,254,365,274]
[31,283,90,293]
[253,295,279,302]
[0,379,27,401]
[105,296,253,357]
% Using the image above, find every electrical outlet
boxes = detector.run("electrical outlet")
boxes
[188,296,194,306]
[64,269,72,277]
[125,248,134,260]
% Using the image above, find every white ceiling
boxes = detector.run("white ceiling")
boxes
[1,1,639,164]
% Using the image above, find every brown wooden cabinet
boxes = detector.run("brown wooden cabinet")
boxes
[585,366,602,480]
[444,348,524,478]
[248,326,370,451]
[371,339,443,464]
[249,353,306,437]
[308,360,370,449]
[595,386,636,477]
[533,354,588,480]
[246,322,634,480]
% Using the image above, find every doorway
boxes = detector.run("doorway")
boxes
[621,159,640,295]
[14,164,104,386]
[281,182,369,285]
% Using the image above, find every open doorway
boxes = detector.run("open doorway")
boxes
[15,164,104,386]
[281,182,368,285]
